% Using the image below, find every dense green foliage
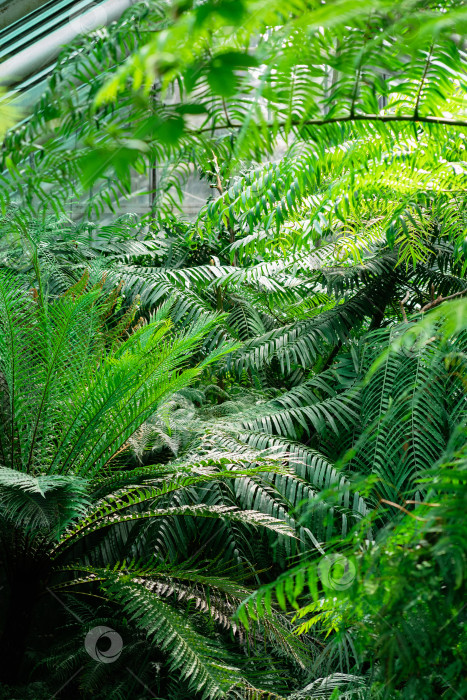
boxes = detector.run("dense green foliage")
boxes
[0,1,466,698]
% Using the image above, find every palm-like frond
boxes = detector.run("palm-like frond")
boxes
[0,272,236,477]
[0,467,88,534]
[2,2,467,696]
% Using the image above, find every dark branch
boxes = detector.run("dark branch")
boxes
[193,112,467,135]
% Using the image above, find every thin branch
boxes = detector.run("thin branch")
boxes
[414,44,434,119]
[420,287,467,313]
[221,97,233,127]
[404,500,440,507]
[192,112,467,135]
[399,291,410,323]
[379,499,425,520]
[264,297,284,323]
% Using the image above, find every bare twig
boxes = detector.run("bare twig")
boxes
[420,288,467,312]
[414,44,434,119]
[399,291,410,323]
[379,499,425,521]
[222,97,233,127]
[192,112,467,136]
[404,500,440,507]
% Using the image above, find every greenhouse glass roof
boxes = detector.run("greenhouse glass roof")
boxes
[0,0,133,105]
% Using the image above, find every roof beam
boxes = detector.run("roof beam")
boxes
[0,0,50,31]
[0,0,134,85]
